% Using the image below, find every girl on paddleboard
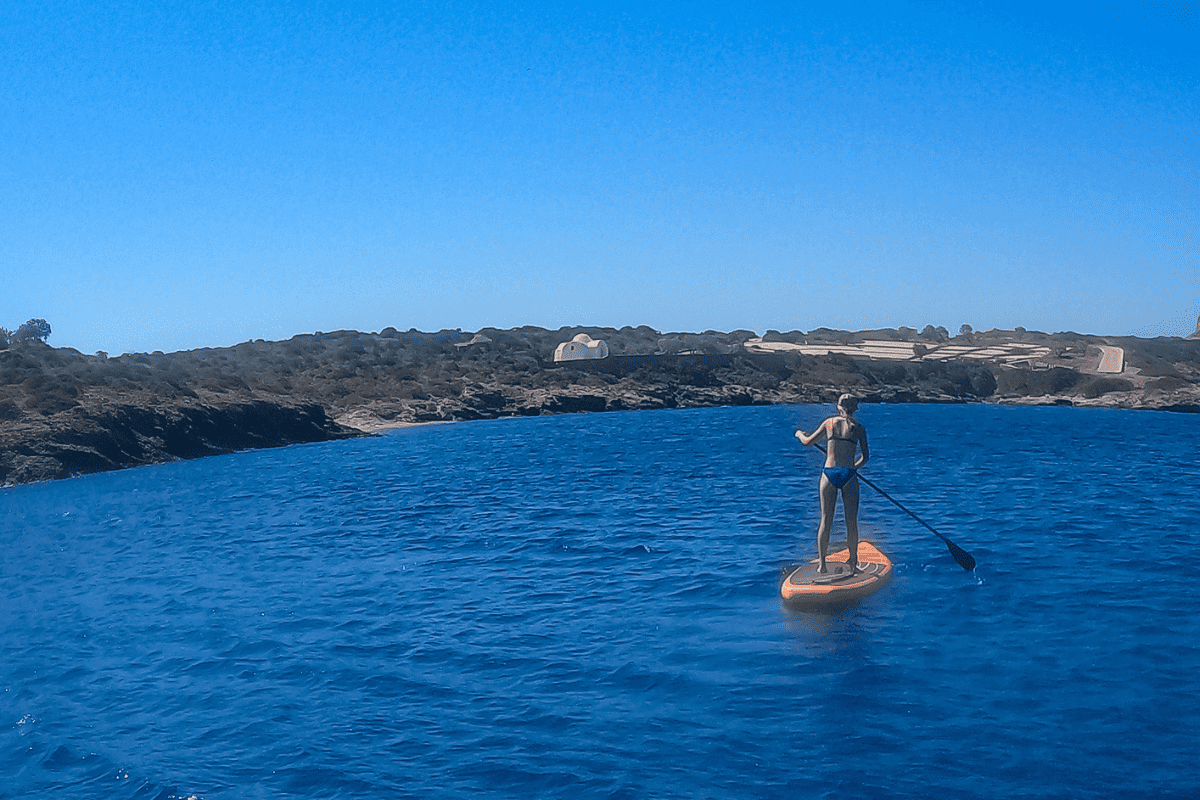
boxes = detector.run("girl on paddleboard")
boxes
[795,394,870,574]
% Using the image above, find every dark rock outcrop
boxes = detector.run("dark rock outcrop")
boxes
[1,401,355,486]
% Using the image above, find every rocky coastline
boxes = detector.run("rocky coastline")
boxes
[2,325,1198,487]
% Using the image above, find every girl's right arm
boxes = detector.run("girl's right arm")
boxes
[795,418,828,446]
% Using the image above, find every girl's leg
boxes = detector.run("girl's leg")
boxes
[843,477,861,572]
[816,475,837,573]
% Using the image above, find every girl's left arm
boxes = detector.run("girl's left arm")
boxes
[855,427,870,469]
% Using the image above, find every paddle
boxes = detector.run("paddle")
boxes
[808,442,976,572]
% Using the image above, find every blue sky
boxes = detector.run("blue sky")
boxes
[2,1,1197,355]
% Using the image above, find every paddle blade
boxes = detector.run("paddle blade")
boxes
[946,540,976,571]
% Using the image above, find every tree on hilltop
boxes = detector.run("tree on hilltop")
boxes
[13,319,52,344]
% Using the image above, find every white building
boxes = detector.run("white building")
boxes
[553,333,609,362]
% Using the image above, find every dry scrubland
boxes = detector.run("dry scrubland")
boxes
[2,325,1199,487]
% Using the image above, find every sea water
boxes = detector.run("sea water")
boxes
[1,403,1198,800]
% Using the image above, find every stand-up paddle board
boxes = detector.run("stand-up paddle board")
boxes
[780,541,893,609]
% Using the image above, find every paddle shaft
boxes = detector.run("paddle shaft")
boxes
[808,442,976,571]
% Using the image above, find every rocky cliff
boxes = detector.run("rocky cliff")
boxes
[2,325,1198,487]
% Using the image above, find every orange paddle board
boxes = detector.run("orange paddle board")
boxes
[780,541,893,609]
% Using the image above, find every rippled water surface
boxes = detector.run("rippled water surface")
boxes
[2,403,1198,799]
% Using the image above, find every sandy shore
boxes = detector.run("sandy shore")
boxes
[334,411,453,434]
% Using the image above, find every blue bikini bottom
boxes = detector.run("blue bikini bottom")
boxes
[821,467,857,489]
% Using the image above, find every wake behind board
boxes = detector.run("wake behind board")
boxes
[780,541,893,609]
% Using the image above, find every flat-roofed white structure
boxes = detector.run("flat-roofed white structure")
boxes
[454,333,493,348]
[743,338,1052,363]
[554,333,609,362]
[1096,345,1125,373]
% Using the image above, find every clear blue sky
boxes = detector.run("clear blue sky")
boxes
[3,1,1197,355]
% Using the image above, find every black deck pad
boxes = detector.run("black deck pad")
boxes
[785,560,882,587]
